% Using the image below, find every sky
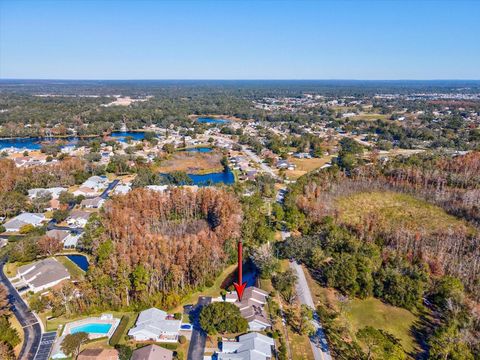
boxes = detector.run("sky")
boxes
[1,0,479,80]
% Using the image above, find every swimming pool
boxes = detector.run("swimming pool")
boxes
[71,323,112,335]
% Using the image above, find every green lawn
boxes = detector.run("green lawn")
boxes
[56,255,85,280]
[346,297,419,353]
[170,264,237,313]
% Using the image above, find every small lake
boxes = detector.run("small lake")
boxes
[66,254,89,271]
[189,168,235,186]
[0,131,146,150]
[196,117,230,124]
[184,147,213,153]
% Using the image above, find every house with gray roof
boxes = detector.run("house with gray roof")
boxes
[46,229,81,248]
[218,332,275,360]
[131,344,173,360]
[15,258,70,293]
[66,210,91,228]
[80,196,105,209]
[128,308,181,343]
[3,212,46,232]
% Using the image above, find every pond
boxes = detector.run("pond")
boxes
[0,131,146,150]
[196,117,230,124]
[184,147,213,153]
[188,168,235,186]
[66,254,89,272]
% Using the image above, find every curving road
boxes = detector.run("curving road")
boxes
[0,258,42,360]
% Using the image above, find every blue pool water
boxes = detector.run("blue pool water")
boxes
[189,168,235,186]
[0,131,145,150]
[185,147,213,153]
[181,324,192,330]
[66,255,89,272]
[197,117,229,124]
[71,323,112,335]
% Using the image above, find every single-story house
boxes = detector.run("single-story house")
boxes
[131,344,173,360]
[28,187,66,200]
[77,348,119,360]
[15,258,70,293]
[235,287,271,331]
[82,175,109,191]
[45,229,81,248]
[66,210,91,228]
[146,185,169,193]
[112,183,131,195]
[80,197,105,209]
[3,213,46,232]
[128,308,182,343]
[73,176,109,197]
[218,332,275,360]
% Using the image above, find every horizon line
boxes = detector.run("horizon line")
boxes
[1,78,480,82]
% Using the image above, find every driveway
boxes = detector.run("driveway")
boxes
[187,296,211,360]
[0,258,42,360]
[290,261,332,360]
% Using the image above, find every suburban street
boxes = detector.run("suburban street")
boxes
[0,258,42,360]
[242,145,278,179]
[290,260,332,360]
[186,296,211,360]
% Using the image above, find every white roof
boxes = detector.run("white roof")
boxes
[4,213,45,230]
[220,333,274,360]
[128,308,181,337]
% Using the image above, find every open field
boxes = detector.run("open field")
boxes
[336,191,476,236]
[351,113,389,121]
[346,298,420,353]
[155,151,224,174]
[303,266,421,355]
[286,156,333,179]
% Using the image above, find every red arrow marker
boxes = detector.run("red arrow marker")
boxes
[233,240,247,301]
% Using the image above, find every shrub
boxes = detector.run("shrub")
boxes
[178,335,187,344]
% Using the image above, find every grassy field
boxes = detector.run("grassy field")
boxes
[336,191,476,236]
[286,156,332,179]
[155,151,223,174]
[303,266,420,355]
[346,298,420,353]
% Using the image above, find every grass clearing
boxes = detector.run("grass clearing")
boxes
[155,151,223,174]
[170,264,237,313]
[346,297,420,353]
[56,255,85,280]
[303,265,421,355]
[336,191,476,237]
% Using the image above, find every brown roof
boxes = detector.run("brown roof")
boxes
[132,345,173,360]
[78,348,119,360]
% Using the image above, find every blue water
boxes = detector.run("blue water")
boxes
[185,147,213,153]
[189,168,235,186]
[71,323,112,335]
[66,255,89,271]
[0,131,145,150]
[181,324,192,330]
[110,131,146,142]
[197,117,229,124]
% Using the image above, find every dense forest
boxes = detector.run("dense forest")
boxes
[72,187,242,310]
[280,151,480,359]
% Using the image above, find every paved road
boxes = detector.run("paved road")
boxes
[242,146,278,179]
[187,296,211,360]
[0,258,42,360]
[100,179,119,199]
[290,261,332,360]
[34,332,57,360]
